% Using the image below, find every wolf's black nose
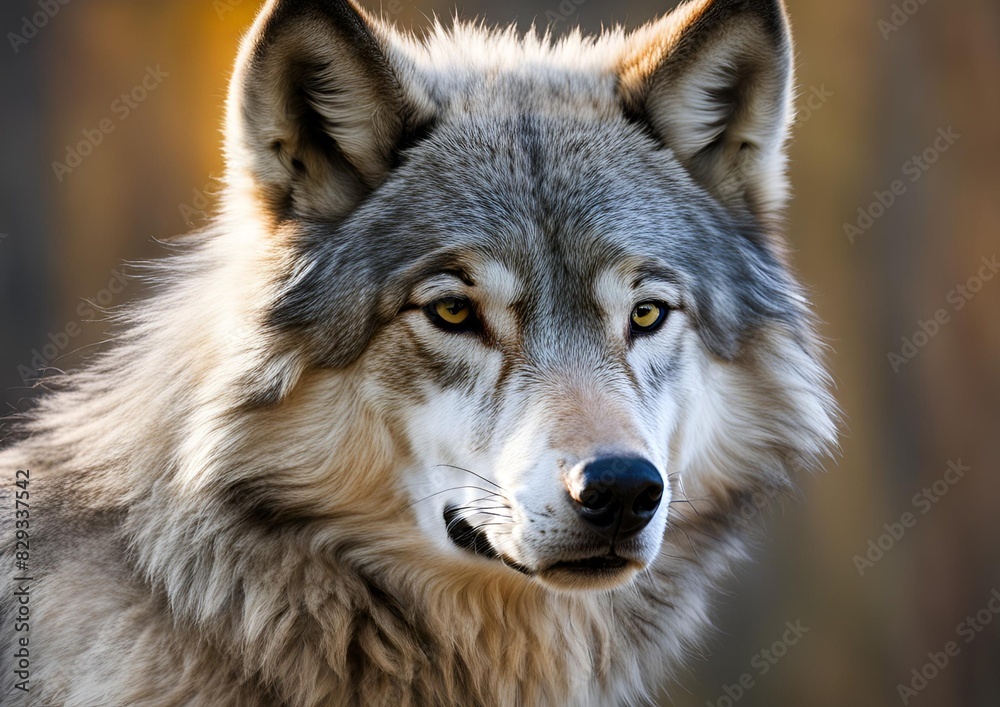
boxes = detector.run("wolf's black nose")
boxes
[572,457,663,541]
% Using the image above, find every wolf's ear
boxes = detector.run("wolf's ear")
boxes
[225,0,424,220]
[619,0,794,219]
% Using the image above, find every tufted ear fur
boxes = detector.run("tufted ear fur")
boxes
[619,0,795,221]
[224,0,427,221]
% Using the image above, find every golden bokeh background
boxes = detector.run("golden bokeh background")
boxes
[1,0,998,704]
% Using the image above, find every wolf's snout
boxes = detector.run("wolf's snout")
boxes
[570,457,663,541]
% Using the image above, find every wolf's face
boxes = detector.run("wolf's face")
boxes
[345,118,785,590]
[220,0,835,592]
[364,123,696,589]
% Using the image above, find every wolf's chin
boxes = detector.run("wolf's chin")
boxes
[534,558,643,592]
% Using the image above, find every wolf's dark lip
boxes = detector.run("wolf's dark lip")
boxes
[443,507,533,575]
[444,507,499,559]
[547,554,629,573]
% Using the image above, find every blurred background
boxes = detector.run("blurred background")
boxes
[1,0,998,704]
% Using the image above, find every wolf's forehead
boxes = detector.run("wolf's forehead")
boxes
[393,113,700,250]
[395,114,716,286]
[383,112,726,311]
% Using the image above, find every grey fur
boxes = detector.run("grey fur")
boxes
[0,1,837,705]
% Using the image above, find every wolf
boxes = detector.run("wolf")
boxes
[0,0,837,704]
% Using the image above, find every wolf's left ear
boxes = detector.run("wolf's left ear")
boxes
[619,0,794,220]
[225,0,428,220]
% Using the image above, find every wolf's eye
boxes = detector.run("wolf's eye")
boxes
[630,302,668,335]
[426,297,476,332]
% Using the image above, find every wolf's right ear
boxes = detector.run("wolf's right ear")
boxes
[225,0,428,220]
[618,0,794,221]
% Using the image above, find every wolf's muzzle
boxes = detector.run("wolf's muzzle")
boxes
[570,457,663,542]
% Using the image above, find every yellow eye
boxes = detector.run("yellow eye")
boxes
[630,302,667,334]
[436,299,470,324]
[427,297,475,331]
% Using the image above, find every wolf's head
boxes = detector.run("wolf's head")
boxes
[208,0,835,592]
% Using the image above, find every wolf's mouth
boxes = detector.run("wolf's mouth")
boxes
[444,506,639,585]
[537,553,639,589]
[547,555,629,573]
